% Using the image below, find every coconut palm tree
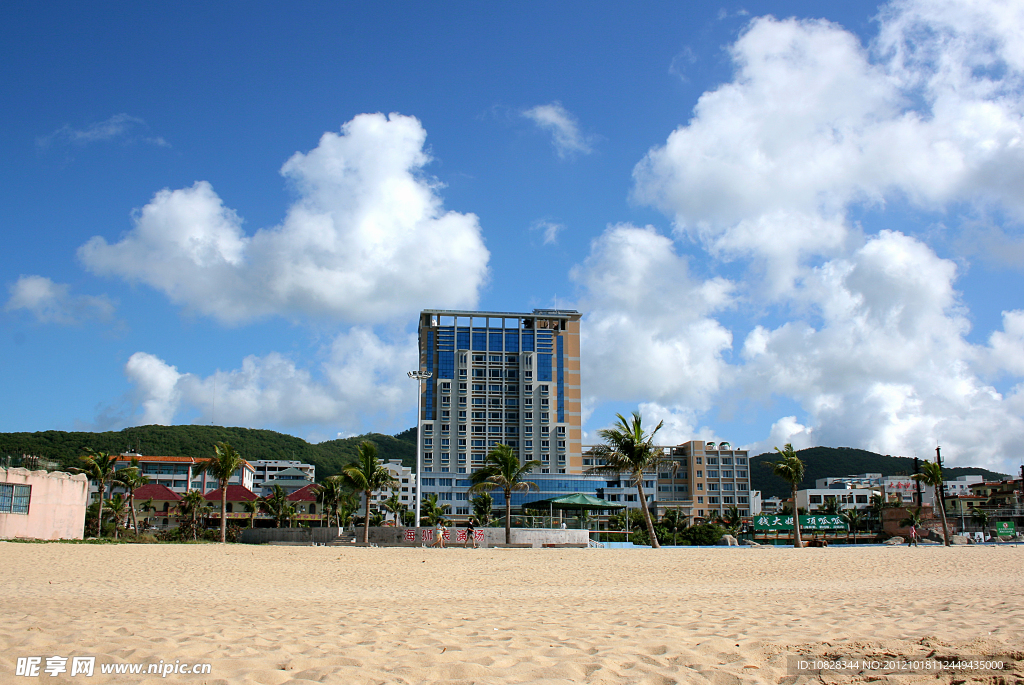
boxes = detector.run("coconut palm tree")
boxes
[381,490,406,524]
[471,492,493,525]
[105,493,130,539]
[585,412,668,548]
[763,444,806,548]
[315,476,345,527]
[194,442,245,543]
[137,497,156,531]
[912,460,950,546]
[341,441,398,543]
[420,493,450,527]
[113,458,149,535]
[970,507,990,534]
[661,509,688,546]
[469,444,541,544]
[76,449,119,537]
[262,485,292,528]
[242,497,264,528]
[177,490,209,540]
[842,508,864,543]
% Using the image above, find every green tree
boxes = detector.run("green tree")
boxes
[912,460,950,546]
[764,444,806,548]
[469,444,540,544]
[381,490,406,524]
[970,507,990,533]
[471,492,493,525]
[841,508,864,543]
[194,442,245,543]
[315,476,346,527]
[721,505,742,533]
[660,509,688,546]
[242,497,264,528]
[177,490,211,540]
[105,493,130,539]
[341,441,398,543]
[420,493,450,526]
[113,458,149,535]
[76,449,119,537]
[262,485,293,528]
[586,412,668,548]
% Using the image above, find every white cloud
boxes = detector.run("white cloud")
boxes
[79,113,490,325]
[633,5,1024,296]
[37,113,169,148]
[530,219,565,245]
[121,328,416,433]
[4,275,114,324]
[573,224,735,413]
[522,102,594,158]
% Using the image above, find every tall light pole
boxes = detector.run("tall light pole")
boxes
[408,370,432,528]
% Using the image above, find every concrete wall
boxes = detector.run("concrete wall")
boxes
[368,526,590,547]
[0,468,88,540]
[239,526,344,544]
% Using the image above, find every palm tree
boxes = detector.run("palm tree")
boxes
[763,444,806,548]
[263,485,292,528]
[76,449,119,537]
[242,497,264,528]
[970,507,990,534]
[912,460,950,546]
[420,493,450,527]
[315,476,345,527]
[339,491,360,529]
[341,441,398,543]
[381,490,406,524]
[113,458,149,535]
[842,508,864,543]
[899,506,924,545]
[469,444,541,544]
[722,505,742,533]
[471,492,493,525]
[137,497,156,531]
[105,493,130,539]
[586,412,668,548]
[661,509,688,546]
[195,442,245,543]
[177,490,209,540]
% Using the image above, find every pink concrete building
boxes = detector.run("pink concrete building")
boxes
[1,467,89,540]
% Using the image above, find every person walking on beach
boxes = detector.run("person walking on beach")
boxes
[908,524,918,547]
[465,518,477,548]
[433,521,447,548]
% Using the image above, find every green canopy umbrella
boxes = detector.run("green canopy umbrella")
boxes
[524,493,626,531]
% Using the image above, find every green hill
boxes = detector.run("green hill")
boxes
[750,446,1009,500]
[0,425,418,482]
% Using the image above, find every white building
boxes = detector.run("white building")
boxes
[366,459,418,517]
[96,454,256,501]
[797,486,876,511]
[251,460,315,496]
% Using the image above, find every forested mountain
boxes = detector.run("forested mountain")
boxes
[750,446,1009,500]
[2,427,1008,494]
[0,425,416,481]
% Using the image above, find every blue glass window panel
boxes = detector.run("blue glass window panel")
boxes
[505,333,519,352]
[489,332,503,351]
[438,351,455,379]
[472,330,487,351]
[537,354,552,381]
[557,336,565,423]
[456,327,470,350]
[437,326,455,351]
[521,333,534,351]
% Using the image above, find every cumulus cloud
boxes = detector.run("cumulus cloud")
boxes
[121,328,416,432]
[37,113,169,149]
[522,102,594,158]
[530,219,565,245]
[4,275,115,324]
[573,224,735,414]
[633,3,1024,294]
[79,113,490,325]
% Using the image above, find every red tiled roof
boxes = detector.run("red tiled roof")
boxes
[203,484,258,502]
[133,483,182,501]
[116,455,196,463]
[287,483,320,502]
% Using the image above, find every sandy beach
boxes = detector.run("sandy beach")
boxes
[1,542,1021,684]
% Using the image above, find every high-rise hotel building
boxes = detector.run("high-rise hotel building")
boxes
[417,309,582,475]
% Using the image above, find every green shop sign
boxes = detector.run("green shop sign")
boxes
[753,514,848,531]
[995,521,1016,536]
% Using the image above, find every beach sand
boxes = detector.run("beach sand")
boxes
[1,542,1021,684]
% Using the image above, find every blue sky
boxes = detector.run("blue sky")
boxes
[3,1,1024,475]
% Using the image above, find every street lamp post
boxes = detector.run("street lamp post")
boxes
[408,370,432,528]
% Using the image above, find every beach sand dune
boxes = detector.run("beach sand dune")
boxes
[1,543,1021,684]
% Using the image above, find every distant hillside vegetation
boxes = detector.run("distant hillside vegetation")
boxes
[751,446,1009,500]
[0,425,418,482]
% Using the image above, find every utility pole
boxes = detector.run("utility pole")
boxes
[913,456,923,507]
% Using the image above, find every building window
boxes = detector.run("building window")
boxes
[708,470,719,478]
[0,484,30,514]
[809,495,822,504]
